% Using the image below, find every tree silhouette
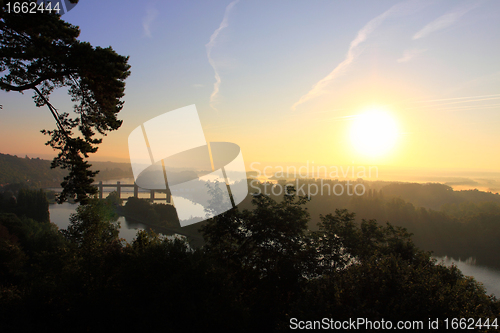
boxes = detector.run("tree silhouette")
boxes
[0,1,131,203]
[201,188,317,329]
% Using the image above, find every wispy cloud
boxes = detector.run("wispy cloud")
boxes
[206,0,239,112]
[411,93,500,104]
[397,48,427,63]
[292,1,419,111]
[143,6,159,38]
[404,93,500,112]
[412,3,478,40]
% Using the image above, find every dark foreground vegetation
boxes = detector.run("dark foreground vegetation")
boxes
[0,187,499,332]
[244,180,500,269]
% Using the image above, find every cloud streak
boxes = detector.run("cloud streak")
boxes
[143,6,159,38]
[206,0,239,111]
[403,93,500,112]
[413,3,478,40]
[397,48,427,63]
[291,1,418,111]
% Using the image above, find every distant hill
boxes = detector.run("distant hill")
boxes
[0,153,133,187]
[91,160,134,181]
[379,182,500,210]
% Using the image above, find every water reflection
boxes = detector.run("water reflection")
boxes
[434,256,500,298]
[49,201,159,243]
[48,179,206,241]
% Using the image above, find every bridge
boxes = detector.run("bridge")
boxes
[95,181,172,204]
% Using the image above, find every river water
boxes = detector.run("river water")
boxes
[47,177,205,241]
[433,256,500,298]
[49,201,148,242]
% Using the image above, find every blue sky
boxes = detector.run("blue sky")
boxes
[1,0,500,174]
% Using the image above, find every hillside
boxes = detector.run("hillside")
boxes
[0,153,133,187]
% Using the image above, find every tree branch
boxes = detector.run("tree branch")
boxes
[0,71,75,92]
[32,86,69,139]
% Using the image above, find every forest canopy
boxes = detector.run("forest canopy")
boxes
[0,189,498,332]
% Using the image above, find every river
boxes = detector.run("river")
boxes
[49,201,149,242]
[47,177,206,242]
[433,256,500,298]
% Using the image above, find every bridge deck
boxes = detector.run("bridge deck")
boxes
[94,181,172,203]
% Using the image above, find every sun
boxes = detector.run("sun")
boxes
[350,109,398,157]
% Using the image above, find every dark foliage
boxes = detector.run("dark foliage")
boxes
[0,187,50,223]
[0,189,498,332]
[122,196,180,227]
[245,180,500,269]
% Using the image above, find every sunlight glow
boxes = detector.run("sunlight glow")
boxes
[350,109,398,157]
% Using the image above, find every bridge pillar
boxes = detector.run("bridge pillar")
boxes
[98,181,103,199]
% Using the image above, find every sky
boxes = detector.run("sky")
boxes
[1,0,500,180]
